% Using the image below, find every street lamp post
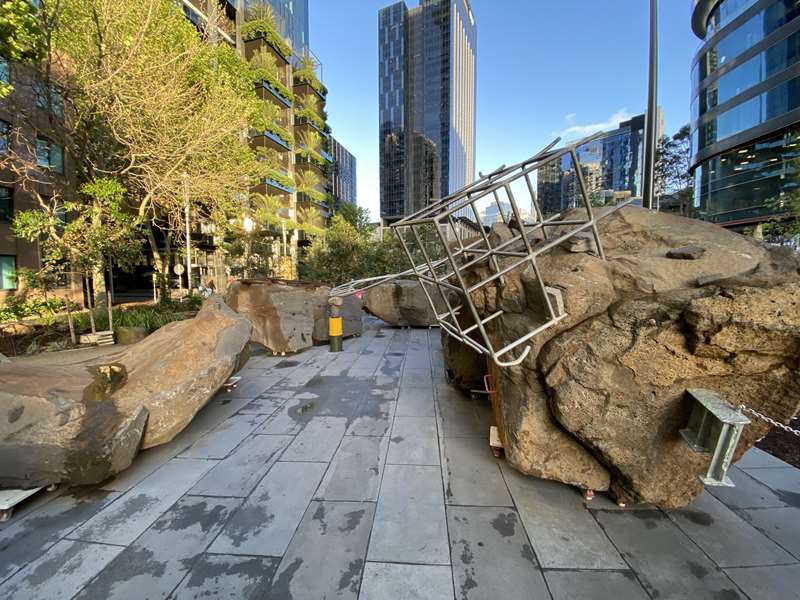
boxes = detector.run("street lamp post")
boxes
[642,0,659,210]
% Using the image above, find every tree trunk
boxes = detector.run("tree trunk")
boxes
[84,273,96,334]
[147,222,171,304]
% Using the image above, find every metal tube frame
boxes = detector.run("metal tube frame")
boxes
[331,133,629,368]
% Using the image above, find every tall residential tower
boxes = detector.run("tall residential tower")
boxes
[378,0,477,225]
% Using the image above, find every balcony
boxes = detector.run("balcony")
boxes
[262,129,292,151]
[295,116,330,137]
[265,177,294,194]
[320,149,334,164]
[257,81,292,108]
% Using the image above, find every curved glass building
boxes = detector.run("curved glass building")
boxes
[691,0,800,228]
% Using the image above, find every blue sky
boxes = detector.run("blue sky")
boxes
[309,0,699,221]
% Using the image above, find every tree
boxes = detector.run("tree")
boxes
[0,0,45,96]
[656,125,693,216]
[1,0,273,300]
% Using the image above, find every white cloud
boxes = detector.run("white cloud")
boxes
[555,108,634,142]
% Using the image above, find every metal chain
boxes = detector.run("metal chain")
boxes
[739,405,800,438]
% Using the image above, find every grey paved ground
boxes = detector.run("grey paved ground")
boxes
[2,317,799,599]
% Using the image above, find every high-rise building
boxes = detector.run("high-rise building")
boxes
[537,113,658,214]
[330,137,357,206]
[256,0,309,56]
[690,0,800,230]
[378,0,477,225]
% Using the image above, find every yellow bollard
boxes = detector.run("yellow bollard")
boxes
[328,296,343,352]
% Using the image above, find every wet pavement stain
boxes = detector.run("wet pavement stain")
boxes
[312,504,328,535]
[390,436,404,443]
[681,510,715,527]
[337,558,363,593]
[180,555,279,591]
[490,512,517,537]
[775,488,800,508]
[270,557,303,599]
[225,504,274,548]
[339,509,365,533]
[152,499,234,535]
[459,567,478,600]
[686,561,709,579]
[275,361,301,369]
[520,543,537,565]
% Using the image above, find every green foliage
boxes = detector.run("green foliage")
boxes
[265,121,294,146]
[0,296,70,323]
[72,303,192,335]
[293,53,327,96]
[249,47,294,101]
[299,215,408,286]
[0,0,45,97]
[266,169,294,190]
[336,202,373,234]
[241,2,292,59]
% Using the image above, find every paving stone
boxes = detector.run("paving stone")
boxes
[236,395,287,415]
[0,539,123,600]
[396,386,436,417]
[346,400,396,436]
[256,393,320,436]
[448,506,548,600]
[736,448,792,470]
[724,564,800,600]
[436,384,484,438]
[707,467,789,509]
[740,467,800,505]
[594,509,746,599]
[377,354,405,379]
[71,458,214,546]
[359,562,454,600]
[180,414,268,459]
[226,375,281,399]
[387,416,440,465]
[740,506,800,559]
[74,496,241,600]
[316,436,389,502]
[544,570,650,600]
[171,554,280,600]
[501,465,625,569]
[208,461,327,557]
[189,435,293,497]
[668,491,794,567]
[0,490,121,583]
[368,464,449,565]
[270,501,375,599]
[320,352,361,376]
[281,417,347,462]
[442,436,512,507]
[402,367,433,387]
[101,394,255,492]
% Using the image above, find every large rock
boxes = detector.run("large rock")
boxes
[0,295,251,487]
[110,295,252,448]
[445,206,800,507]
[365,279,444,327]
[226,279,363,353]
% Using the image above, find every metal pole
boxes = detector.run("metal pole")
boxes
[642,0,659,210]
[184,184,192,292]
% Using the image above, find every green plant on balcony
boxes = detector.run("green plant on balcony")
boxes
[297,129,325,166]
[249,47,294,101]
[295,170,326,203]
[297,205,325,237]
[253,102,294,146]
[293,53,328,96]
[253,192,299,231]
[241,1,292,60]
[296,93,326,131]
[265,169,294,190]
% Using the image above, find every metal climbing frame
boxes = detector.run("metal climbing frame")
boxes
[391,133,632,368]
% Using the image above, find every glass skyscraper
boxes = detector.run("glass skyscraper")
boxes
[243,0,309,55]
[691,0,800,229]
[378,0,477,225]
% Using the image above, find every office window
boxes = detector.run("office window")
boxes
[0,255,16,290]
[36,137,64,173]
[0,58,8,87]
[0,120,9,152]
[0,187,11,223]
[34,83,64,117]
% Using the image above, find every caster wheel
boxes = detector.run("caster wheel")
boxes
[46,484,58,492]
[0,509,13,523]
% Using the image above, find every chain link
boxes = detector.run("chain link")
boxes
[739,405,800,438]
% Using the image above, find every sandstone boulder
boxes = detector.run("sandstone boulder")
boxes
[0,295,251,487]
[365,279,444,327]
[110,295,252,448]
[445,206,800,507]
[226,279,363,353]
[0,364,148,488]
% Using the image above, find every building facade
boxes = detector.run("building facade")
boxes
[378,0,477,225]
[537,113,654,214]
[330,137,357,206]
[691,0,800,229]
[0,0,331,301]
